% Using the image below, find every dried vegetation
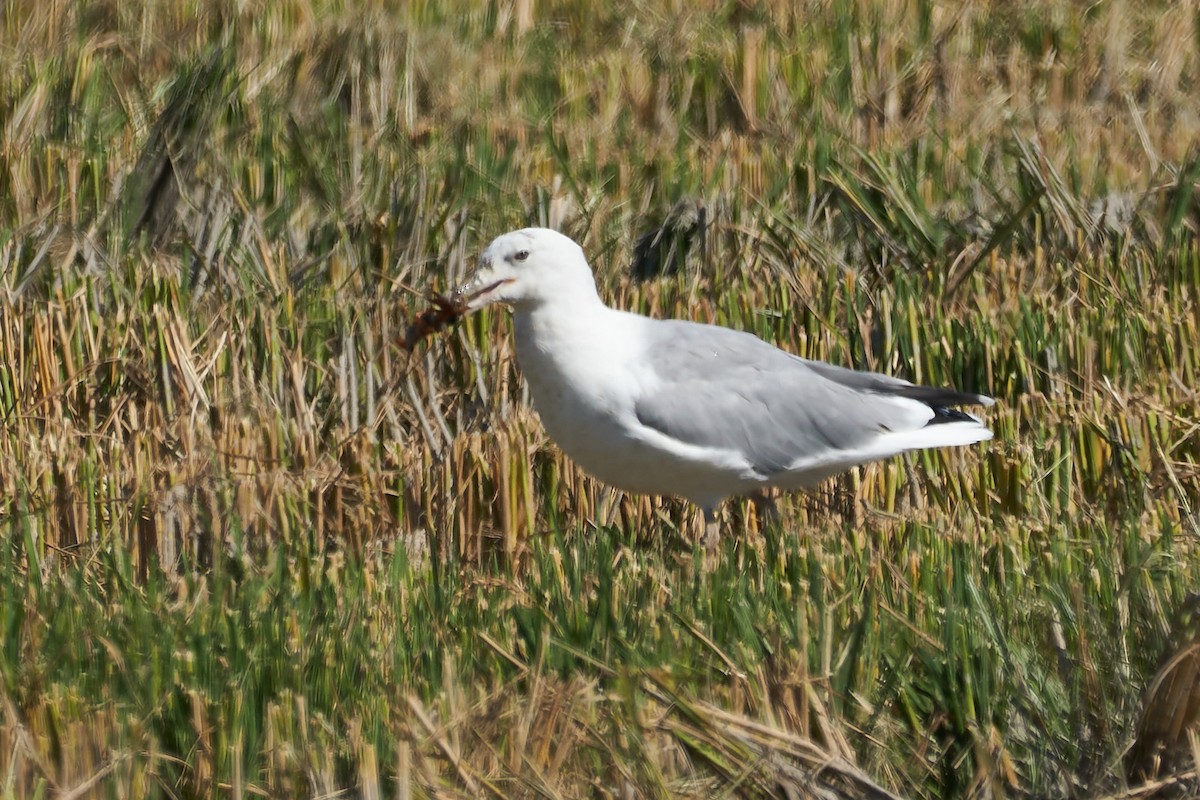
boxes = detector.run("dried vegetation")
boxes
[1,1,1200,797]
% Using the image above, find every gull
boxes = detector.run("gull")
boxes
[454,228,993,544]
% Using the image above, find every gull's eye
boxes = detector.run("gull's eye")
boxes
[513,249,530,262]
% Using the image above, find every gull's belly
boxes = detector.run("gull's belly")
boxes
[527,371,757,502]
[527,376,656,489]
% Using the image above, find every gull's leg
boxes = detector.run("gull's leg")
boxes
[596,488,620,527]
[701,505,721,551]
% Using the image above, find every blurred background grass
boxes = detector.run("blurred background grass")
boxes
[1,0,1199,797]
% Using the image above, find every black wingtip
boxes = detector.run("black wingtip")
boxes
[892,385,994,410]
[926,406,983,425]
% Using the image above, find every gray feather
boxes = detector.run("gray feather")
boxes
[633,320,990,477]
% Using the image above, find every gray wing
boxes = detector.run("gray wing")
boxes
[633,319,990,477]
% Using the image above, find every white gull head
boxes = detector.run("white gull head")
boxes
[454,228,597,313]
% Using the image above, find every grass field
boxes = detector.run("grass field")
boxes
[2,1,1200,797]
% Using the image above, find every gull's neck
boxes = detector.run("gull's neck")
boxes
[510,285,641,420]
[513,287,609,343]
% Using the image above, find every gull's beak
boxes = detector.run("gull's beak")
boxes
[453,270,513,312]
